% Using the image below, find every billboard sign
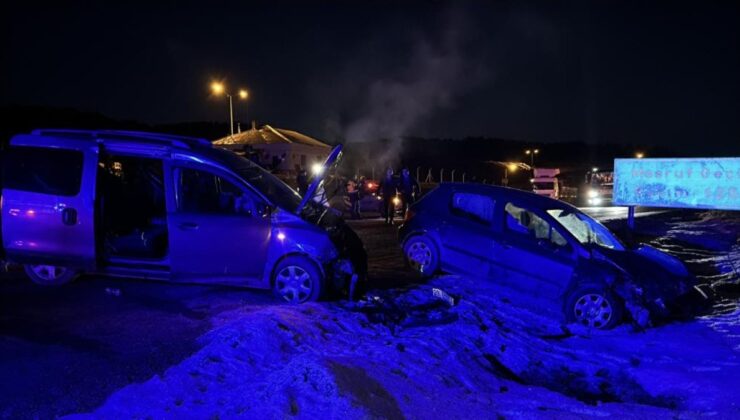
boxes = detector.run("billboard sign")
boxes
[614,157,740,210]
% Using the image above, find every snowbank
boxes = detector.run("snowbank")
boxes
[72,211,740,418]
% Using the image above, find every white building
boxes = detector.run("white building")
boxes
[213,122,331,175]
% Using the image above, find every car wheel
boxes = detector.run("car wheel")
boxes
[565,284,623,329]
[272,256,324,304]
[24,264,79,286]
[403,235,439,278]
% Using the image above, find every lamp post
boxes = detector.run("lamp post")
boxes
[524,148,540,167]
[211,82,248,137]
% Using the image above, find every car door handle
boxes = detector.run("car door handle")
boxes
[178,222,199,230]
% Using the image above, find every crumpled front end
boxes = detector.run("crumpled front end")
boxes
[591,245,712,328]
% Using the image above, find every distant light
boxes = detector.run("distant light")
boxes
[529,178,535,183]
[587,190,599,198]
[392,196,401,206]
[525,150,531,155]
[277,232,286,241]
[211,81,225,95]
[239,89,248,99]
[507,163,518,172]
[592,167,599,172]
[635,152,645,159]
[534,149,540,154]
[311,163,324,175]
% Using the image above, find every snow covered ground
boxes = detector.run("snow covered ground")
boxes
[63,210,739,419]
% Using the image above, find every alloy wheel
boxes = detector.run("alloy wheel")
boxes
[573,293,613,328]
[275,265,313,304]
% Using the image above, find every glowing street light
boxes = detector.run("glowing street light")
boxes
[210,82,225,95]
[210,81,248,137]
[486,161,531,186]
[635,152,645,159]
[524,148,540,166]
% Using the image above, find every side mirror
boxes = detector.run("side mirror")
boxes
[257,202,273,217]
[234,196,256,216]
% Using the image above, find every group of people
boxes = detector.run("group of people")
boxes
[241,145,287,171]
[293,166,420,224]
[377,167,421,224]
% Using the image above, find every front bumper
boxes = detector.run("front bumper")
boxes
[646,283,714,320]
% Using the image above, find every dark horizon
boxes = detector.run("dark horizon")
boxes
[3,1,739,155]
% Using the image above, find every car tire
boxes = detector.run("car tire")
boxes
[24,264,79,286]
[565,284,623,329]
[403,235,439,278]
[272,256,324,304]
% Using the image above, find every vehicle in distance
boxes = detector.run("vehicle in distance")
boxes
[0,129,366,303]
[399,183,710,329]
[531,167,560,199]
[584,168,614,206]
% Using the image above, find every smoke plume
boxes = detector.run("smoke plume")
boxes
[327,12,487,168]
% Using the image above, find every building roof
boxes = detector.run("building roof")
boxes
[213,124,331,148]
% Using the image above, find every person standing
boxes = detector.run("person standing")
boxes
[378,167,398,224]
[347,178,361,219]
[296,168,309,196]
[398,167,420,215]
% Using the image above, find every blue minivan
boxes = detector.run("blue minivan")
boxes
[399,183,710,329]
[0,129,366,303]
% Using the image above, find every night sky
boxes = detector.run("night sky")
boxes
[2,1,739,154]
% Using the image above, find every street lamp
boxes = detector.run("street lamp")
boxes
[486,161,532,186]
[524,148,540,166]
[635,152,645,159]
[211,81,248,137]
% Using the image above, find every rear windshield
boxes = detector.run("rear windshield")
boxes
[2,146,84,196]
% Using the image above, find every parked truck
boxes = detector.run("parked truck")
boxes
[531,168,560,199]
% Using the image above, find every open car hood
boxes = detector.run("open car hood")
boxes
[295,144,343,215]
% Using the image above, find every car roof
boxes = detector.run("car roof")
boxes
[433,183,578,211]
[20,129,212,151]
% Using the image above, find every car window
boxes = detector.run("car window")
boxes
[2,146,84,196]
[450,192,495,225]
[178,168,251,215]
[504,202,569,248]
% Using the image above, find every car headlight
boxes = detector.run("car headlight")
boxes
[587,190,599,198]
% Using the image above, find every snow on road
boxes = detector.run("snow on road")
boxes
[73,211,740,419]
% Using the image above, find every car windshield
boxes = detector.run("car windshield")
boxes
[207,148,303,212]
[547,208,625,250]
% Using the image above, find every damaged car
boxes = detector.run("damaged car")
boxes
[0,129,366,303]
[399,184,711,329]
